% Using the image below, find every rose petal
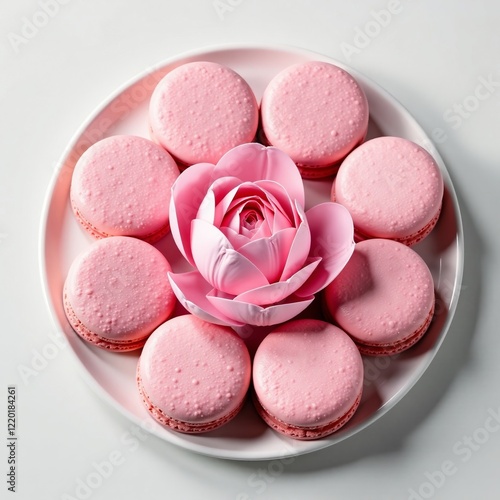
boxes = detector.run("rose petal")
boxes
[219,226,250,249]
[225,184,273,210]
[296,202,355,297]
[237,227,297,282]
[170,162,215,265]
[280,203,311,281]
[215,143,305,206]
[191,219,269,295]
[255,180,297,225]
[207,291,314,326]
[219,184,274,223]
[269,204,293,232]
[168,271,244,326]
[235,258,320,306]
[197,176,241,224]
[221,197,267,233]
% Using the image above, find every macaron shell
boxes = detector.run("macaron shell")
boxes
[354,302,435,356]
[70,135,179,242]
[261,61,369,167]
[63,292,150,351]
[149,61,259,165]
[323,239,435,352]
[138,315,251,430]
[334,136,444,243]
[137,363,246,433]
[253,389,362,440]
[64,236,175,344]
[253,319,363,434]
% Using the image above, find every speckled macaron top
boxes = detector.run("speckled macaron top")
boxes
[323,239,435,354]
[64,236,175,347]
[149,61,259,166]
[253,319,363,434]
[260,61,369,173]
[138,315,251,429]
[333,136,444,245]
[70,135,179,243]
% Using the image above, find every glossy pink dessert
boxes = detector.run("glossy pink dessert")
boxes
[71,135,179,243]
[149,61,259,167]
[137,315,251,433]
[260,61,369,178]
[253,319,364,440]
[63,236,176,351]
[333,136,444,246]
[323,239,435,356]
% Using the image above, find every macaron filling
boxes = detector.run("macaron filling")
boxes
[137,363,246,433]
[352,301,435,356]
[253,391,362,440]
[63,290,151,351]
[71,201,171,244]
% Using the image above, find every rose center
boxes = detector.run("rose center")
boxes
[241,206,263,230]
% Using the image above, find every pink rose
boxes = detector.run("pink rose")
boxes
[168,143,354,327]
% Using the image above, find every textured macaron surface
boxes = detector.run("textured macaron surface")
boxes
[253,319,363,429]
[64,237,175,341]
[71,135,179,239]
[324,239,435,346]
[139,315,251,425]
[149,61,259,165]
[334,136,443,240]
[261,61,369,166]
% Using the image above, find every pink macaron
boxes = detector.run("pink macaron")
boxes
[137,315,251,433]
[71,135,180,243]
[149,61,259,167]
[252,319,364,440]
[323,239,435,356]
[332,136,444,246]
[63,236,176,351]
[260,61,369,178]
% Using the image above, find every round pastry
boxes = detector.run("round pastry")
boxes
[149,61,259,167]
[63,236,175,351]
[260,61,369,178]
[252,319,364,440]
[332,136,444,246]
[323,239,435,356]
[137,315,251,433]
[71,135,179,243]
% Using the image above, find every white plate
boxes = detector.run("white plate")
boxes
[40,45,464,461]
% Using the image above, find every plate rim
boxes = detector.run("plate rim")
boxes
[38,42,465,461]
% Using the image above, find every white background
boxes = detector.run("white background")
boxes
[1,0,499,499]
